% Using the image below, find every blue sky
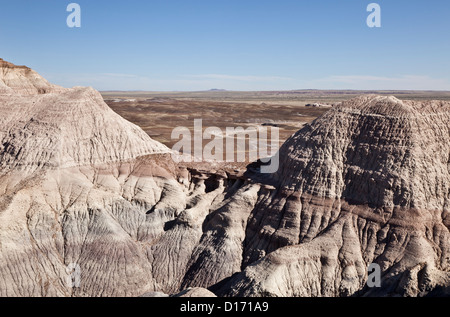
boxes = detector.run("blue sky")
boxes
[1,0,449,91]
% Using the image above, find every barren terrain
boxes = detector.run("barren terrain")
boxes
[1,58,449,297]
[103,90,450,149]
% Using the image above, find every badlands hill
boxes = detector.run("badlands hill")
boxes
[0,58,62,95]
[0,58,168,172]
[218,95,450,296]
[0,59,448,297]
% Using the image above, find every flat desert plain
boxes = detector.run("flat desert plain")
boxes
[103,89,450,152]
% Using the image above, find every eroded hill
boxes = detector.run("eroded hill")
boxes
[0,59,449,297]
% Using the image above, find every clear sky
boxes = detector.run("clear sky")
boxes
[1,0,449,91]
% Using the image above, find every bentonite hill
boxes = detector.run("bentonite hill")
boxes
[0,59,449,297]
